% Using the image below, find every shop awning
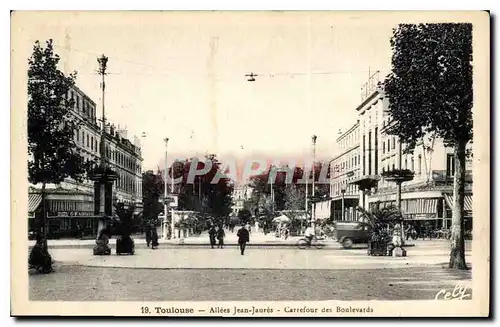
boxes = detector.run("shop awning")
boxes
[374,198,438,219]
[404,198,438,215]
[28,193,42,213]
[444,194,472,212]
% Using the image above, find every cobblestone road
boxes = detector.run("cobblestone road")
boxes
[30,264,471,301]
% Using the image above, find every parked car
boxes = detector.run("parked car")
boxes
[333,222,371,249]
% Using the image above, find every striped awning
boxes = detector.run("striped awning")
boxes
[403,198,438,215]
[444,194,472,212]
[28,193,42,213]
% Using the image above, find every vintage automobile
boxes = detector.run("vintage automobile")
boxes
[333,221,371,249]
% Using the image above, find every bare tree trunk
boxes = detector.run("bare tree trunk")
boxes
[449,139,467,269]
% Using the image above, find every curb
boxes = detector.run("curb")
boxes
[33,243,416,250]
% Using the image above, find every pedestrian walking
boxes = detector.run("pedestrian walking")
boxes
[208,225,217,249]
[216,225,225,248]
[76,222,83,239]
[284,225,289,240]
[145,223,152,248]
[151,224,159,249]
[237,225,250,255]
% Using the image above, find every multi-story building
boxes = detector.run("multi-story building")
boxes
[331,72,473,230]
[231,184,253,215]
[28,85,143,237]
[330,121,361,221]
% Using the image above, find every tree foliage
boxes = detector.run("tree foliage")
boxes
[237,208,252,222]
[168,154,234,219]
[357,206,402,244]
[284,185,305,211]
[27,39,94,186]
[249,163,330,214]
[384,23,473,148]
[142,170,164,221]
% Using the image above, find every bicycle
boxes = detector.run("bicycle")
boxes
[297,236,325,249]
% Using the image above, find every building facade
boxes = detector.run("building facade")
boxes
[231,184,253,215]
[330,121,361,221]
[28,85,143,238]
[331,72,473,230]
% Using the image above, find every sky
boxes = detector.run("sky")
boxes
[13,11,395,173]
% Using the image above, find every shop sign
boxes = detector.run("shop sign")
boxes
[53,211,94,217]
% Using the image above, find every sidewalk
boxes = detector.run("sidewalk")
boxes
[31,232,327,248]
[30,232,467,249]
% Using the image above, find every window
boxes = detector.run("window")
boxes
[392,137,396,150]
[387,139,390,152]
[76,129,79,142]
[86,134,89,147]
[418,155,422,175]
[383,141,385,154]
[411,157,415,172]
[405,158,408,170]
[446,153,455,177]
[368,131,372,175]
[77,96,81,110]
[91,136,94,151]
[82,131,85,144]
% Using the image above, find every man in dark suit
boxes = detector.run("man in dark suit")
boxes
[237,225,250,255]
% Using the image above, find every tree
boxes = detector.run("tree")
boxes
[284,185,305,212]
[249,163,330,215]
[384,23,472,269]
[27,39,93,238]
[168,155,234,224]
[142,170,164,222]
[238,208,252,222]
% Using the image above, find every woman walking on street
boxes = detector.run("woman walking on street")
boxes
[208,225,217,249]
[216,225,225,248]
[145,223,152,248]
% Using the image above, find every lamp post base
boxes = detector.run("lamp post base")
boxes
[90,167,118,238]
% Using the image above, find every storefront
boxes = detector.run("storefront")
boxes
[368,191,473,231]
[29,188,99,238]
[369,190,444,227]
[331,195,359,222]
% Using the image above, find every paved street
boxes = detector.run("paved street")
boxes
[35,239,472,270]
[29,265,472,301]
[29,240,472,301]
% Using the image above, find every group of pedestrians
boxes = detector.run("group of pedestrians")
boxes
[207,224,251,255]
[208,225,226,249]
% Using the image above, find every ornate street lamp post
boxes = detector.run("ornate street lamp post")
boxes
[91,54,117,241]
